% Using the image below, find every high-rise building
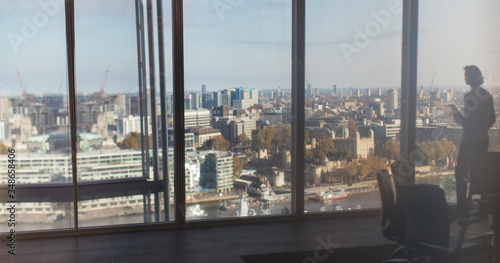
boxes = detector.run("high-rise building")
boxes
[201,93,214,109]
[307,82,312,96]
[202,84,207,93]
[166,94,174,113]
[333,84,337,96]
[213,91,222,107]
[387,88,398,111]
[201,151,233,192]
[366,107,375,120]
[369,99,385,117]
[233,88,258,110]
[191,92,201,109]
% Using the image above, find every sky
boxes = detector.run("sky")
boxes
[0,0,499,97]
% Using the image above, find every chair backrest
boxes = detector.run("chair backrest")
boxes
[467,152,500,198]
[390,160,411,204]
[376,169,406,241]
[376,169,395,227]
[405,184,449,251]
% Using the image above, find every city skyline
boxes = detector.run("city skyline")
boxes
[1,0,499,97]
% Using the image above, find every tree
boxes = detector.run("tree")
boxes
[440,138,457,162]
[416,141,435,165]
[252,128,276,152]
[416,138,457,166]
[233,157,243,179]
[118,132,152,149]
[380,140,400,160]
[362,156,388,177]
[336,150,350,160]
[201,135,230,151]
[238,133,251,145]
[340,156,388,181]
[308,130,329,141]
[316,149,326,161]
[273,127,292,150]
[118,135,139,149]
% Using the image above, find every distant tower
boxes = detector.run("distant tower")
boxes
[419,86,424,99]
[307,82,312,96]
[202,84,207,93]
[387,88,398,111]
[333,84,337,96]
[366,88,371,97]
[355,89,361,97]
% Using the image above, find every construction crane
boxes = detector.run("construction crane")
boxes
[100,66,110,99]
[15,67,27,100]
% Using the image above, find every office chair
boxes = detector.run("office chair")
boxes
[490,194,500,263]
[405,184,484,263]
[376,169,408,259]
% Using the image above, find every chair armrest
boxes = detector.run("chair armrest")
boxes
[451,218,483,252]
[456,218,482,228]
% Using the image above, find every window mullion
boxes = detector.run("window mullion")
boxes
[64,0,78,231]
[146,0,161,223]
[157,0,170,223]
[172,0,186,227]
[400,0,419,185]
[292,0,306,216]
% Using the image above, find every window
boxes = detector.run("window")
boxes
[183,0,292,220]
[74,0,174,227]
[415,0,500,204]
[0,0,73,232]
[304,0,402,213]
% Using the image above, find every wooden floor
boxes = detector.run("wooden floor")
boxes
[0,215,492,263]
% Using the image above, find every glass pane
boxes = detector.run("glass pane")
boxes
[417,0,500,212]
[184,0,292,220]
[305,0,402,213]
[74,0,173,227]
[0,0,73,231]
